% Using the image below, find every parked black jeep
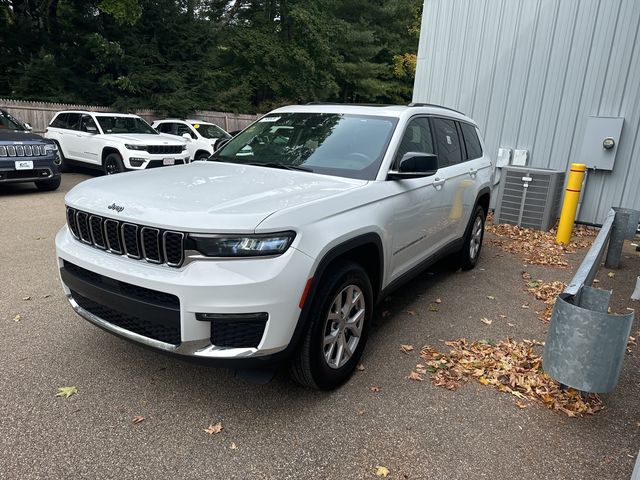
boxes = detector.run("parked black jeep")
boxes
[0,108,61,191]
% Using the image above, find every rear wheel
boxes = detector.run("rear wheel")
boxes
[195,151,211,161]
[459,205,485,270]
[55,142,71,172]
[290,261,373,390]
[35,176,61,191]
[103,153,125,175]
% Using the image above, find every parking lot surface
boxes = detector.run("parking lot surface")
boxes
[1,173,639,479]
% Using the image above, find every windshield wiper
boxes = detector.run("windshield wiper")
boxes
[246,162,313,172]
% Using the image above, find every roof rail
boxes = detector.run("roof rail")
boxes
[408,102,465,115]
[305,102,394,107]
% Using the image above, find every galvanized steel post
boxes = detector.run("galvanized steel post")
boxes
[605,210,630,268]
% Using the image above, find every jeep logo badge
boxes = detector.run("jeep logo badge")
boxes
[108,203,125,213]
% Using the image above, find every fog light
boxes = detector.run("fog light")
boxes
[129,158,145,167]
[54,156,62,166]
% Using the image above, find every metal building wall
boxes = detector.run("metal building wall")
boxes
[413,0,640,224]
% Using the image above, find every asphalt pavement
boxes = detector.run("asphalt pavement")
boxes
[1,172,638,479]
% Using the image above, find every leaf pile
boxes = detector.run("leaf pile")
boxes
[485,219,592,267]
[412,338,602,417]
[523,273,566,322]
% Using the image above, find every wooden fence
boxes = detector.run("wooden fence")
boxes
[0,99,259,134]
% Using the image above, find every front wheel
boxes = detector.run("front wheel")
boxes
[459,205,485,270]
[290,261,373,390]
[103,153,125,175]
[195,152,211,161]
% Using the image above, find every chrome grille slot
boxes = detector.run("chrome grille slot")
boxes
[15,145,24,156]
[89,215,106,249]
[141,227,162,263]
[66,207,79,239]
[104,219,122,254]
[122,223,141,259]
[7,146,16,156]
[163,232,184,267]
[65,207,185,267]
[24,145,32,156]
[76,211,92,244]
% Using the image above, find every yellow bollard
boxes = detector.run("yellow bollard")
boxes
[556,163,587,244]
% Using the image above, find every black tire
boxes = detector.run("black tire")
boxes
[35,176,61,191]
[103,152,125,175]
[55,142,71,173]
[195,151,211,161]
[290,261,373,390]
[459,205,485,270]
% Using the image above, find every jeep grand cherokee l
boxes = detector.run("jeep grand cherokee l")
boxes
[45,111,189,174]
[56,103,493,390]
[0,108,61,191]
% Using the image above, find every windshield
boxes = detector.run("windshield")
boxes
[96,116,158,135]
[0,110,26,131]
[192,123,230,140]
[213,113,397,180]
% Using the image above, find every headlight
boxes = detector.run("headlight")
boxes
[125,144,147,151]
[44,143,58,152]
[187,232,296,257]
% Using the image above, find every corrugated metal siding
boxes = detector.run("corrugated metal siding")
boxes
[414,0,640,224]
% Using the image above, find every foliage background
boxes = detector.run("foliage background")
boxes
[0,0,420,116]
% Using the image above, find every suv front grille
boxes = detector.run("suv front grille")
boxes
[0,144,47,156]
[67,207,185,267]
[147,145,183,155]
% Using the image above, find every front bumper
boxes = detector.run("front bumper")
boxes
[55,226,314,362]
[0,156,61,183]
[123,153,190,170]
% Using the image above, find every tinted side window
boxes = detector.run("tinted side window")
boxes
[157,123,176,135]
[51,113,69,128]
[393,117,434,167]
[432,118,462,167]
[80,115,98,133]
[66,113,82,131]
[460,122,482,160]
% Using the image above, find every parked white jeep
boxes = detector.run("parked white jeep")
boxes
[56,103,493,389]
[152,119,232,161]
[46,111,189,174]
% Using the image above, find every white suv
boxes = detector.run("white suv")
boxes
[152,119,232,161]
[55,103,493,389]
[46,111,189,174]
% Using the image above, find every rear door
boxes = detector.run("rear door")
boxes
[61,113,83,160]
[430,117,474,243]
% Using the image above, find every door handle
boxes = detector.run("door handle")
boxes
[433,178,446,190]
[469,168,477,177]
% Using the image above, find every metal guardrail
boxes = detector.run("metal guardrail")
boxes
[543,207,638,393]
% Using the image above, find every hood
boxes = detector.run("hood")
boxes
[65,162,367,233]
[0,131,48,142]
[100,133,185,145]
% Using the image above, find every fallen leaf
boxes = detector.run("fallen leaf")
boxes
[132,416,145,424]
[435,298,442,304]
[406,310,416,316]
[499,315,508,319]
[400,344,414,353]
[515,401,528,409]
[607,272,615,278]
[140,399,149,407]
[22,296,31,301]
[407,371,423,381]
[527,281,539,288]
[370,385,380,393]
[374,466,390,477]
[480,317,492,325]
[521,303,530,309]
[204,422,223,435]
[229,442,238,450]
[356,364,365,372]
[55,386,77,398]
[507,323,515,327]
[13,314,21,322]
[43,294,51,298]
[486,295,495,300]
[428,304,439,312]
[593,279,600,284]
[357,409,365,416]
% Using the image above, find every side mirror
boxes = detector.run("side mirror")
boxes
[214,138,230,151]
[24,122,33,131]
[388,153,438,180]
[86,125,98,134]
[182,133,192,141]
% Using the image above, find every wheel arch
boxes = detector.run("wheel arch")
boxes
[101,146,122,164]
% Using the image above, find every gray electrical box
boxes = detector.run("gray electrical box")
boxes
[578,116,624,171]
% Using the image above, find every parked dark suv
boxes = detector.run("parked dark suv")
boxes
[0,108,61,191]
